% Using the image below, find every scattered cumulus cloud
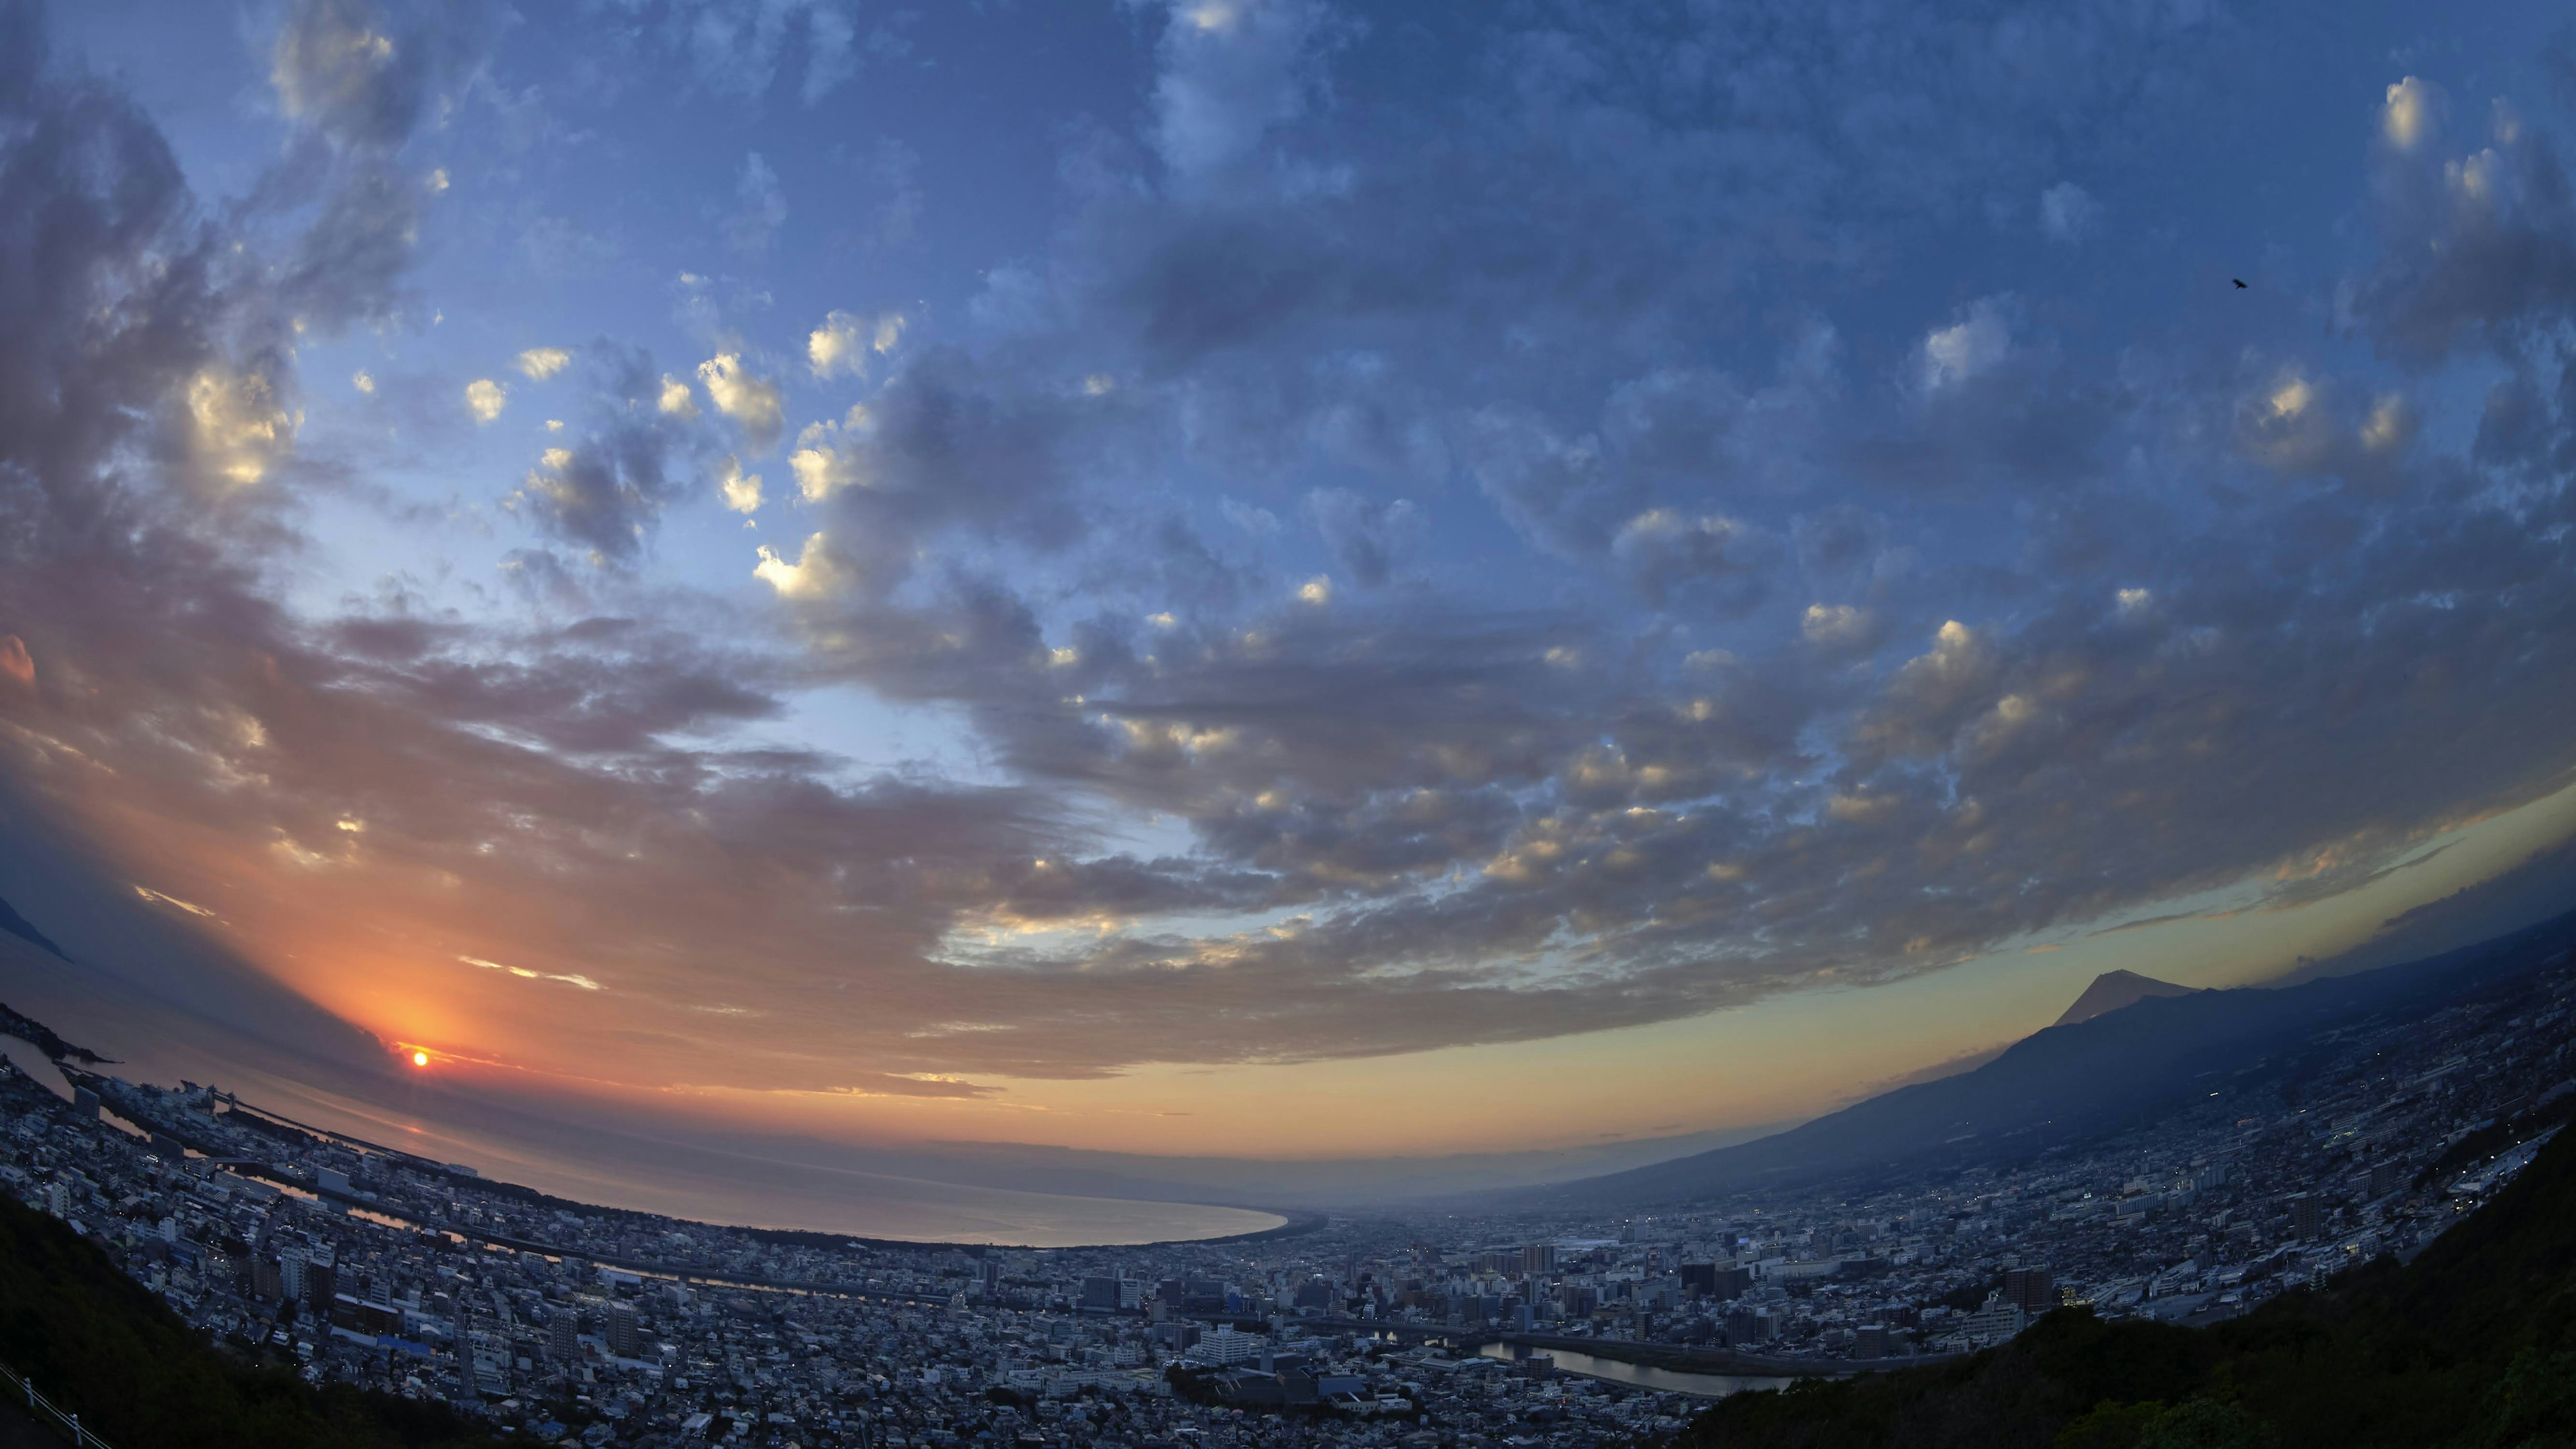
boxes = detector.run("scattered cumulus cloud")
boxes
[808,309,904,378]
[465,377,508,423]
[697,354,784,449]
[718,456,763,513]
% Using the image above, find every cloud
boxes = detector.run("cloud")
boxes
[515,347,572,380]
[697,353,784,449]
[1800,604,1878,651]
[722,151,788,254]
[1919,298,2013,391]
[658,374,700,418]
[717,456,763,514]
[2383,75,2437,151]
[753,532,855,599]
[1303,487,1421,586]
[1148,0,1342,182]
[465,377,507,422]
[808,309,904,379]
[1611,509,1767,615]
[461,955,604,990]
[15,0,2576,1112]
[186,362,297,490]
[268,0,476,150]
[2039,181,2102,243]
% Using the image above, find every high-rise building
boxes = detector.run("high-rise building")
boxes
[1723,1307,1773,1346]
[546,1307,579,1365]
[2368,1161,2408,1200]
[1522,1242,1558,1275]
[2290,1194,2327,1240]
[1080,1276,1122,1313]
[42,1182,66,1218]
[1854,1324,1889,1359]
[276,1246,308,1303]
[605,1300,640,1359]
[305,1252,337,1311]
[2002,1265,2055,1317]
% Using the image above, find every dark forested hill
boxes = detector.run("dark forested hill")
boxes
[0,1195,504,1449]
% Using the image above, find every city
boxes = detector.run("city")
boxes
[4,938,2564,1448]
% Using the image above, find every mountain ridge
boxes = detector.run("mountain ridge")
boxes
[1517,900,2576,1209]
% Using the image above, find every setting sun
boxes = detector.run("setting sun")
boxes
[411,1051,428,1067]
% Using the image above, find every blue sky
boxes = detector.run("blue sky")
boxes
[4,0,2576,1180]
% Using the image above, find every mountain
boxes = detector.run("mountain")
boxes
[1674,1099,2576,1448]
[0,890,65,962]
[2050,969,2196,1028]
[1526,904,2576,1209]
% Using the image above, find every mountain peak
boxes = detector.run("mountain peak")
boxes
[0,892,67,963]
[2052,968,2197,1028]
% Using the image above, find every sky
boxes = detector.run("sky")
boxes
[6,0,2576,1230]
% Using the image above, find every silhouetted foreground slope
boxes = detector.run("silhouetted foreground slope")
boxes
[1668,1123,2576,1449]
[0,1196,504,1449]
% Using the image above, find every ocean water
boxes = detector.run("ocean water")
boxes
[0,969,1279,1248]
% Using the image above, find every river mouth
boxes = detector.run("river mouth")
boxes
[1476,1342,1794,1399]
[0,1034,72,1101]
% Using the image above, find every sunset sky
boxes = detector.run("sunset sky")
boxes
[4,0,2576,1222]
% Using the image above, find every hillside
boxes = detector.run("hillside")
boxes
[0,1194,505,1449]
[1532,906,2576,1208]
[1668,1112,2576,1448]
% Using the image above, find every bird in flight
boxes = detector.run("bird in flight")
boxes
[2233,278,2248,288]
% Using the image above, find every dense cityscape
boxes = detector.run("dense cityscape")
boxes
[0,946,2564,1449]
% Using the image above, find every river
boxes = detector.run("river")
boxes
[1477,1342,1794,1399]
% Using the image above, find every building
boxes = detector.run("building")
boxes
[1522,1242,1558,1275]
[1722,1307,1774,1346]
[1194,1328,1265,1366]
[2002,1265,2055,1316]
[546,1307,579,1364]
[1081,1276,1123,1313]
[2290,1194,2327,1240]
[2368,1162,2408,1200]
[1682,1263,1754,1299]
[1962,1296,2027,1346]
[606,1300,640,1358]
[305,1251,336,1311]
[276,1245,307,1303]
[1854,1324,1890,1359]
